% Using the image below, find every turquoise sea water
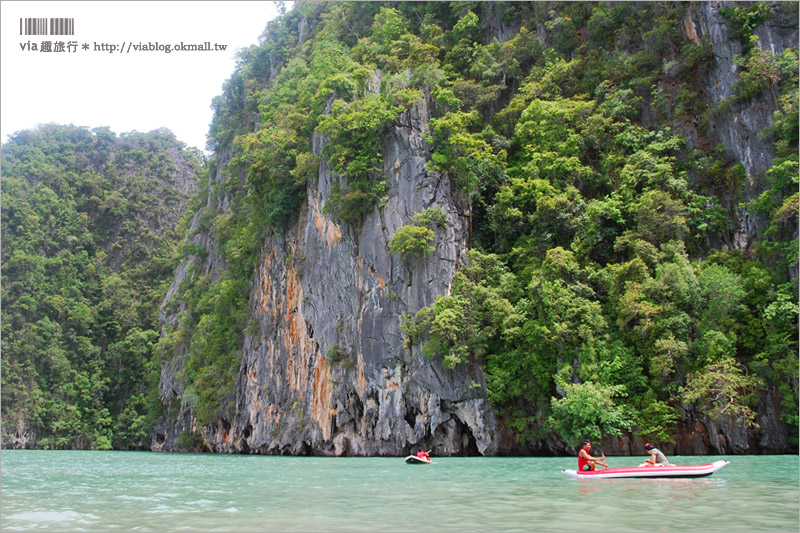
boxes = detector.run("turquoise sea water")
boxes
[1,451,797,531]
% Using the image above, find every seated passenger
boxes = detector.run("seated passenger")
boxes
[642,443,670,467]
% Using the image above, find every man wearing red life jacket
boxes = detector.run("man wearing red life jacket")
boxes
[416,449,430,460]
[577,440,608,471]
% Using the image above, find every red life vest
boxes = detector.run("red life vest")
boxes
[578,454,589,471]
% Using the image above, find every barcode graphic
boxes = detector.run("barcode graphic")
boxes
[50,18,75,35]
[19,18,74,35]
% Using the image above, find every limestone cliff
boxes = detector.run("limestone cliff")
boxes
[152,2,797,456]
[155,92,495,455]
[684,1,799,252]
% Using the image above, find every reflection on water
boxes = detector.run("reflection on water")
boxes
[576,476,724,496]
[2,452,797,532]
[572,477,734,531]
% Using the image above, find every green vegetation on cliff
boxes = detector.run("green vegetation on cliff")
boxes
[4,1,797,449]
[181,1,796,445]
[1,125,201,448]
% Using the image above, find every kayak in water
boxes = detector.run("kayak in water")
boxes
[405,455,433,464]
[562,460,730,479]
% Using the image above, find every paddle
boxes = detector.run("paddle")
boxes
[412,448,432,460]
[591,444,609,469]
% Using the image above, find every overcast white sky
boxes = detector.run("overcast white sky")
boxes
[1,1,288,152]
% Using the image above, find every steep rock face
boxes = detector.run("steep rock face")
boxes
[153,4,796,456]
[234,94,496,456]
[156,95,497,455]
[684,2,798,250]
[153,146,237,451]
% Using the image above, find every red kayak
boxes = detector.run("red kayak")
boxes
[563,460,730,479]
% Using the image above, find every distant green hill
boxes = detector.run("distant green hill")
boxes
[2,125,202,449]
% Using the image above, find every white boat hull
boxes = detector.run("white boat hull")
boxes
[563,460,730,479]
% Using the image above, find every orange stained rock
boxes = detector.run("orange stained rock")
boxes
[265,403,282,426]
[356,352,367,397]
[259,253,271,308]
[283,266,312,395]
[312,354,335,441]
[267,340,275,376]
[313,197,342,248]
[682,9,702,45]
[370,265,386,290]
[258,251,283,316]
[244,365,265,423]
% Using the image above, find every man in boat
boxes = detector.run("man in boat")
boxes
[415,448,430,460]
[642,443,670,467]
[577,440,608,471]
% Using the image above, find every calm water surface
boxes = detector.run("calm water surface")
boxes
[1,451,797,531]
